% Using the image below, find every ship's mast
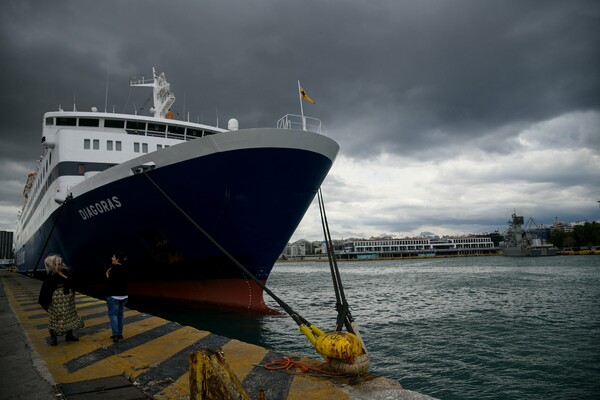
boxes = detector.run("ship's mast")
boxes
[130,68,176,119]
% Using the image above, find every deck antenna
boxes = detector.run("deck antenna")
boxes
[216,108,219,128]
[182,90,186,121]
[187,111,190,122]
[104,70,110,112]
[73,90,77,112]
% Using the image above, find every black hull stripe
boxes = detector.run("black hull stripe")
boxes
[36,311,151,331]
[242,351,294,399]
[134,333,232,396]
[64,321,181,372]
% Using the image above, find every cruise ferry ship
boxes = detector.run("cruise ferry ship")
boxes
[14,69,339,312]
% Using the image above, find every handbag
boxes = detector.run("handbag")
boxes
[38,279,54,311]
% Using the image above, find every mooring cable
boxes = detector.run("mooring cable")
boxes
[318,189,353,327]
[144,172,369,373]
[317,188,368,354]
[317,189,351,332]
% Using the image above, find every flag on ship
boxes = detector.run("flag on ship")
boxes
[300,86,315,104]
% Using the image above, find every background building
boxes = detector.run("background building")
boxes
[0,231,14,265]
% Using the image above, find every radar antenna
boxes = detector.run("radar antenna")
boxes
[130,68,176,119]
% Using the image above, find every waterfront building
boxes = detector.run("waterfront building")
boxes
[282,240,309,258]
[281,235,498,260]
[0,231,14,265]
[339,236,497,259]
[552,220,572,233]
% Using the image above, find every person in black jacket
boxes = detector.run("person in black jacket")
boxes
[38,254,84,346]
[105,251,129,342]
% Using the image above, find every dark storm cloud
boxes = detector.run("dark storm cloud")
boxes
[325,1,600,158]
[3,1,598,151]
[1,0,598,235]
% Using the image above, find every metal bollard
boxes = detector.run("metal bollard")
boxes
[189,348,250,400]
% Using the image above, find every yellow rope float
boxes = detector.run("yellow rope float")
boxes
[299,324,370,375]
[315,331,362,360]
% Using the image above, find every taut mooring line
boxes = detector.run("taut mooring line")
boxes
[317,188,368,354]
[317,188,350,331]
[144,172,370,373]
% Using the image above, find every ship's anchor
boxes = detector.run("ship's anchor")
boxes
[142,172,370,375]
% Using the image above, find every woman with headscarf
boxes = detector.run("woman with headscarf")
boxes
[38,254,85,346]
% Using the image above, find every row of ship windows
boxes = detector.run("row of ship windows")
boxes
[24,152,54,218]
[355,244,491,251]
[47,116,214,137]
[357,238,491,246]
[359,240,429,246]
[452,238,492,243]
[83,139,170,153]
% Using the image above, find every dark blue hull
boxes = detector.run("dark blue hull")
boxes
[17,145,334,311]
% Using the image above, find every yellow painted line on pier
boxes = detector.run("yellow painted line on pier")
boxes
[1,271,410,399]
[47,316,176,383]
[222,337,270,378]
[155,337,272,399]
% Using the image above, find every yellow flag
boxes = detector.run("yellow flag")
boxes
[300,86,315,104]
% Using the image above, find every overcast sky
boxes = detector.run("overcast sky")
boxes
[1,0,598,242]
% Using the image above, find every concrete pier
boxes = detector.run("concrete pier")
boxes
[1,270,436,399]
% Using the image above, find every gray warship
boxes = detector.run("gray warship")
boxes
[500,213,558,257]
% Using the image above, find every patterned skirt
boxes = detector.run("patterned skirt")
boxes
[48,287,85,335]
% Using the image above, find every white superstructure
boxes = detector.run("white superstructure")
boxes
[15,69,227,260]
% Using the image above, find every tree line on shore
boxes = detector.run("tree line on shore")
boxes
[549,221,600,248]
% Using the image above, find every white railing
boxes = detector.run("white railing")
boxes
[277,114,327,135]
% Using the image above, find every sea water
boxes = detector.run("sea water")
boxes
[134,255,600,400]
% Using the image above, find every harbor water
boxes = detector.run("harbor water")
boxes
[131,255,600,400]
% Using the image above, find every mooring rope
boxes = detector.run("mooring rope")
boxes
[263,356,346,376]
[317,188,369,356]
[143,172,370,375]
[328,353,371,376]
